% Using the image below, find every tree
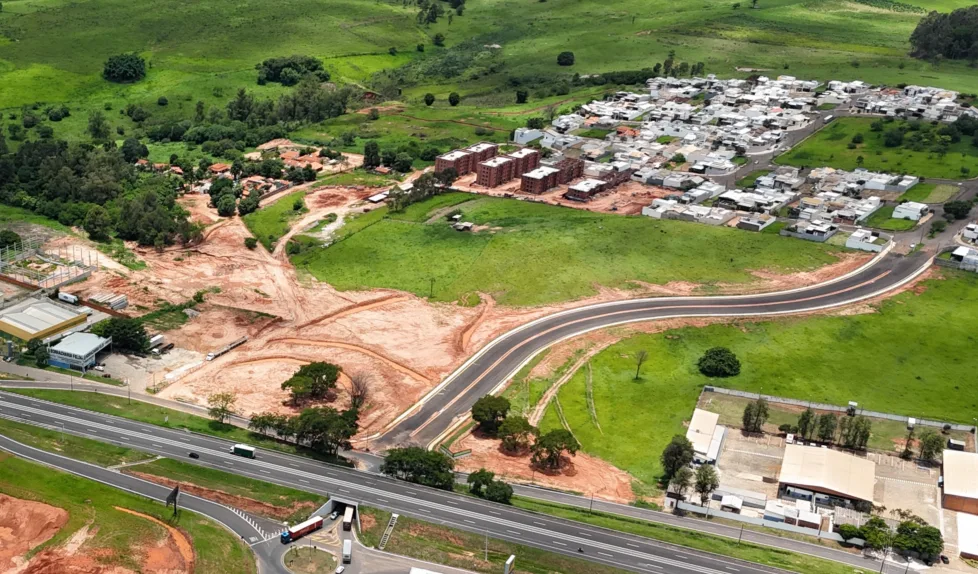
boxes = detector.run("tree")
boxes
[433,33,445,46]
[516,90,528,104]
[860,516,892,551]
[484,479,513,504]
[349,371,370,410]
[237,192,260,216]
[851,133,864,144]
[94,317,149,353]
[557,51,575,66]
[83,205,112,241]
[910,6,978,62]
[248,412,278,436]
[282,362,341,405]
[207,392,237,424]
[120,138,149,163]
[697,347,741,377]
[917,429,944,462]
[816,414,838,443]
[468,468,495,496]
[103,53,147,83]
[694,465,719,506]
[943,200,972,221]
[0,229,21,249]
[841,415,872,450]
[883,129,904,147]
[471,395,510,435]
[837,523,861,542]
[381,447,455,490]
[34,346,49,368]
[742,398,769,433]
[797,408,816,439]
[660,435,694,480]
[498,415,536,452]
[424,93,435,106]
[670,466,694,499]
[87,111,110,140]
[293,407,358,456]
[244,237,258,250]
[363,141,381,169]
[526,117,545,130]
[216,194,237,217]
[394,152,414,173]
[448,92,461,107]
[633,350,648,380]
[531,429,579,470]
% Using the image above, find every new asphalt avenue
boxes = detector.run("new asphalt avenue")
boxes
[374,250,931,448]
[0,391,792,574]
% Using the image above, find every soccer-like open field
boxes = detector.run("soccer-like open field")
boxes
[291,192,846,306]
[776,117,978,179]
[540,269,978,483]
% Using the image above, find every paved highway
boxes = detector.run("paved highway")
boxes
[0,390,791,574]
[376,250,931,448]
[0,432,289,574]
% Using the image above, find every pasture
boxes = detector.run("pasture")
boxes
[777,117,978,179]
[540,269,978,483]
[242,190,307,250]
[291,192,846,306]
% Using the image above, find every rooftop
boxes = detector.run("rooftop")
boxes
[50,332,110,358]
[482,156,513,168]
[779,444,876,502]
[943,450,978,500]
[438,150,472,162]
[523,166,560,179]
[686,408,719,456]
[0,299,85,337]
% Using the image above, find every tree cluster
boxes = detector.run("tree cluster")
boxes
[256,55,330,86]
[90,317,150,354]
[741,398,769,433]
[381,446,455,490]
[910,6,978,61]
[281,361,342,405]
[844,515,943,557]
[249,406,359,456]
[467,468,513,504]
[103,53,147,83]
[387,170,456,212]
[469,393,578,470]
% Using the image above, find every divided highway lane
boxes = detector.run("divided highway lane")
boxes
[378,251,930,448]
[0,392,783,574]
[0,434,288,574]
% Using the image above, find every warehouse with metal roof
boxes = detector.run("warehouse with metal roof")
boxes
[0,298,87,342]
[48,332,111,370]
[778,444,876,505]
[942,450,978,515]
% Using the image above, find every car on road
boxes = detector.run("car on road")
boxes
[334,567,345,574]
[188,452,199,459]
[329,511,339,521]
[94,365,104,371]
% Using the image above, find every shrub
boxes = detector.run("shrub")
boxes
[245,237,258,250]
[103,53,147,83]
[448,92,460,107]
[157,96,168,106]
[557,51,575,66]
[698,347,741,377]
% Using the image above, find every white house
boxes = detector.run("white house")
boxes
[845,228,888,253]
[892,201,928,222]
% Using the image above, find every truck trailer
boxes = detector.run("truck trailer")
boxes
[57,292,79,305]
[229,444,255,458]
[280,515,324,543]
[206,336,248,361]
[342,539,352,563]
[342,506,354,531]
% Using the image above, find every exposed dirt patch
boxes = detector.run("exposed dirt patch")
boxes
[0,494,69,572]
[112,507,193,573]
[359,512,377,532]
[123,472,314,523]
[455,433,636,502]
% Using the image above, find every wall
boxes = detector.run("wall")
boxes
[676,501,846,542]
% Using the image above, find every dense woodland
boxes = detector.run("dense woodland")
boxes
[910,6,978,61]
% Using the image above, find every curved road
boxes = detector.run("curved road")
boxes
[374,249,932,448]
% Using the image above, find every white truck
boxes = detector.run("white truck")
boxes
[342,539,352,563]
[149,334,165,353]
[206,336,248,361]
[57,292,78,305]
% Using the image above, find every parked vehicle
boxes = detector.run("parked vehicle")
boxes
[57,292,78,305]
[229,444,255,459]
[93,365,104,372]
[280,516,324,543]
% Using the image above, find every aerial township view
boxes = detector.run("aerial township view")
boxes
[1,1,978,574]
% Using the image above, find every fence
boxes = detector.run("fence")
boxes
[0,236,96,290]
[703,386,978,435]
[676,501,847,543]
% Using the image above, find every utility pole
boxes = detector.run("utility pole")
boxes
[738,525,744,544]
[589,493,594,514]
[429,278,435,298]
[484,530,488,561]
[127,379,131,405]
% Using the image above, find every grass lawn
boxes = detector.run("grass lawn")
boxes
[284,546,337,573]
[899,183,960,204]
[777,118,978,179]
[242,191,307,250]
[0,416,150,467]
[735,170,771,189]
[0,204,73,234]
[0,454,256,574]
[513,498,861,574]
[6,389,350,464]
[357,506,633,574]
[863,205,918,231]
[292,192,846,306]
[540,270,978,483]
[125,458,327,523]
[318,169,399,187]
[574,128,613,139]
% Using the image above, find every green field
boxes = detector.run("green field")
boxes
[292,192,846,306]
[242,191,307,250]
[899,183,961,203]
[0,416,149,467]
[540,270,978,483]
[0,454,256,574]
[863,205,918,231]
[777,118,978,179]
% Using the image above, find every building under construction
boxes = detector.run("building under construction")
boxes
[0,236,97,292]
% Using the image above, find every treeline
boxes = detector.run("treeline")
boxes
[256,55,330,86]
[910,6,978,61]
[0,135,199,246]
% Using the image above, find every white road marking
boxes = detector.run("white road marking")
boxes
[627,543,640,548]
[599,551,613,557]
[464,519,476,524]
[299,479,309,484]
[289,463,299,468]
[725,568,739,572]
[553,541,566,546]
[420,509,431,513]
[445,500,458,505]
[533,521,545,526]
[507,529,520,535]
[489,511,500,516]
[260,470,270,474]
[579,532,592,537]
